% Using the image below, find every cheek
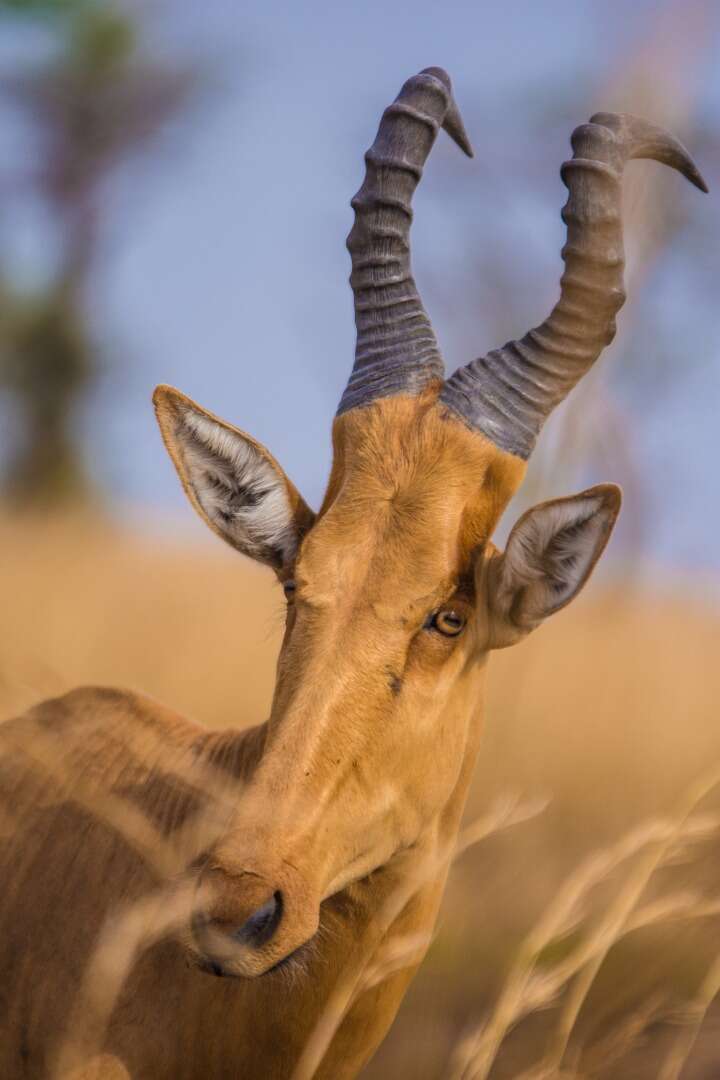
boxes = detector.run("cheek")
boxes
[393,649,480,817]
[404,625,478,707]
[422,700,471,780]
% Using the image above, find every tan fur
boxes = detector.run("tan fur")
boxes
[0,387,620,1078]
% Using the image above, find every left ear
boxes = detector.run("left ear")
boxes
[487,484,622,647]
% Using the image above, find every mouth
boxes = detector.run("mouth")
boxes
[194,935,315,980]
[196,955,227,978]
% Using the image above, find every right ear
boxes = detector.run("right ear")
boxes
[485,484,622,648]
[153,385,314,572]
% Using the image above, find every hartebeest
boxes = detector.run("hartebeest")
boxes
[0,68,706,1079]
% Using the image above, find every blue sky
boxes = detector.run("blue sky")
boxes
[1,0,719,576]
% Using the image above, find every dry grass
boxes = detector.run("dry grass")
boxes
[2,512,720,1078]
[0,512,281,728]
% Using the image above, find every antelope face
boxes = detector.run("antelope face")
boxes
[154,68,703,977]
[156,384,618,978]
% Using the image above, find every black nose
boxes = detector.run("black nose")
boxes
[233,890,283,948]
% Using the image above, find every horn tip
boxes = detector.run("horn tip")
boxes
[664,152,708,193]
[419,66,474,156]
[589,111,708,193]
[690,167,709,194]
[445,111,474,157]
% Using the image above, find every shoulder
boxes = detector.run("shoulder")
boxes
[38,684,194,728]
[37,684,186,722]
[2,685,204,762]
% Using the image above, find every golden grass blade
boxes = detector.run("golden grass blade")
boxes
[540,766,720,1076]
[658,953,720,1080]
[53,880,209,1078]
[569,995,667,1080]
[0,712,253,879]
[291,795,546,1080]
[449,783,720,1080]
[357,931,435,995]
[447,819,674,1080]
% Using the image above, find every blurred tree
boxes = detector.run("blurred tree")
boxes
[0,0,196,504]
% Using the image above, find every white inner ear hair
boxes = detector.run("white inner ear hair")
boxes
[503,495,607,619]
[176,409,298,566]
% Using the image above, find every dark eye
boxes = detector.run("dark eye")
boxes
[429,608,466,637]
[283,579,297,600]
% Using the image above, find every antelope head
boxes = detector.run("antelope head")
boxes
[154,69,705,978]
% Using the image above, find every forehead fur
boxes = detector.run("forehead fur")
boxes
[297,390,526,603]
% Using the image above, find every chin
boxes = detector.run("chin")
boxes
[189,933,318,985]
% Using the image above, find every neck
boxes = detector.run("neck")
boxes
[200,720,267,781]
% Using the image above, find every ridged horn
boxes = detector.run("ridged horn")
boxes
[440,112,707,458]
[337,67,473,416]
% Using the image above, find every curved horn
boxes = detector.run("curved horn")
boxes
[337,67,473,416]
[440,112,707,458]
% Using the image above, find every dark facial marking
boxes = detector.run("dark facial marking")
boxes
[387,670,403,696]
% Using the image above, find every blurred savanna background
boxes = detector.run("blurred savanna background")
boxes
[1,0,719,1076]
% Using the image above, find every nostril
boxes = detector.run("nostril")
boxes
[233,890,283,948]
